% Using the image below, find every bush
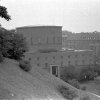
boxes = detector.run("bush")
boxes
[81,86,87,91]
[79,66,95,82]
[0,29,28,60]
[80,95,91,100]
[57,85,78,100]
[19,60,31,72]
[7,33,28,60]
[61,65,78,82]
[0,52,4,63]
[68,79,80,89]
[93,65,100,75]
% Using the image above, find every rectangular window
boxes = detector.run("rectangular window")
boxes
[61,56,63,59]
[45,63,48,68]
[37,63,40,66]
[75,55,78,58]
[68,55,70,59]
[82,60,85,65]
[75,60,78,65]
[53,56,55,59]
[53,37,55,44]
[37,57,39,60]
[61,61,63,67]
[68,61,71,65]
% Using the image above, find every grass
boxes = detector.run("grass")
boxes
[80,77,100,96]
[0,58,100,100]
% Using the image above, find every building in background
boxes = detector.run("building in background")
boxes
[62,31,100,60]
[16,26,62,52]
[16,26,95,78]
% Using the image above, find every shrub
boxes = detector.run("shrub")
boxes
[57,85,78,100]
[79,66,95,82]
[0,29,28,60]
[0,52,4,62]
[93,65,100,75]
[80,95,91,100]
[61,65,78,82]
[68,79,80,89]
[19,60,31,72]
[7,33,28,60]
[81,86,87,91]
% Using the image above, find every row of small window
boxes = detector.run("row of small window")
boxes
[30,37,62,45]
[36,55,92,60]
[37,63,48,67]
[37,60,93,67]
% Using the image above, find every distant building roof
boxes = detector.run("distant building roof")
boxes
[61,47,93,52]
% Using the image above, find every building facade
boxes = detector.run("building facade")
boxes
[24,49,95,78]
[62,31,100,55]
[16,26,62,52]
[16,26,95,77]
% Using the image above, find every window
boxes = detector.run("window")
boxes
[68,55,70,59]
[89,59,92,64]
[31,37,33,45]
[75,55,78,58]
[68,61,71,65]
[58,37,61,44]
[53,56,55,59]
[82,60,85,65]
[37,63,40,66]
[47,37,48,44]
[45,57,47,59]
[45,63,48,68]
[37,57,39,60]
[89,54,92,57]
[61,56,63,59]
[53,37,55,44]
[75,60,78,65]
[61,61,63,67]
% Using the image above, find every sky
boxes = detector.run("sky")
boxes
[0,0,100,32]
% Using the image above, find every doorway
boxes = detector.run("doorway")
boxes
[50,65,59,77]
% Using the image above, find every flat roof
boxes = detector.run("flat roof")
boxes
[16,25,62,29]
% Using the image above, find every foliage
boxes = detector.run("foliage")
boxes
[93,65,100,75]
[68,79,80,89]
[81,86,87,91]
[57,85,78,100]
[80,95,91,100]
[0,30,12,57]
[0,29,28,60]
[19,60,32,72]
[61,65,78,82]
[0,5,11,21]
[7,33,28,60]
[0,52,4,62]
[79,66,95,81]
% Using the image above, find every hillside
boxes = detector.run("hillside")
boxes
[0,58,100,100]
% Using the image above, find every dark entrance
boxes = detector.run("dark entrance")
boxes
[51,65,58,77]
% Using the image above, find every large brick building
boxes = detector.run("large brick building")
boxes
[16,26,95,78]
[16,26,62,52]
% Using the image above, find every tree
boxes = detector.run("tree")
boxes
[0,29,12,57]
[0,5,11,21]
[79,66,95,81]
[7,33,28,60]
[61,65,78,82]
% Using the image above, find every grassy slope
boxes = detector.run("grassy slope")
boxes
[0,58,99,100]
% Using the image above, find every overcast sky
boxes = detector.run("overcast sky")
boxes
[0,0,100,32]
